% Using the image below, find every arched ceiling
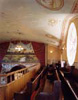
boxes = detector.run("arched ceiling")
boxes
[0,0,78,46]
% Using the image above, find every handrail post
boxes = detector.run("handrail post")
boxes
[5,76,7,84]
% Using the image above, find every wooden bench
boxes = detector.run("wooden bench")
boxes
[58,70,78,100]
[36,80,62,100]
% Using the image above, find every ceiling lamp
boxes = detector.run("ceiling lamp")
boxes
[36,0,64,10]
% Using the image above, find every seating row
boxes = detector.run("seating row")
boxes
[35,65,62,100]
[57,69,78,100]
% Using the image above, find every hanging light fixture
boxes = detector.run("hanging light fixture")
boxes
[15,45,24,52]
[36,0,64,10]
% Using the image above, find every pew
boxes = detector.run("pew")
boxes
[36,80,62,100]
[63,66,78,97]
[57,70,78,100]
[30,67,48,100]
[35,66,62,100]
[62,66,78,82]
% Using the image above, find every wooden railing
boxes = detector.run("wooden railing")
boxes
[32,67,46,91]
[0,63,41,100]
[32,67,45,84]
[0,64,37,86]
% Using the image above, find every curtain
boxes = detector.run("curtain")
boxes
[32,42,45,67]
[23,41,45,66]
[0,42,9,72]
[22,41,45,66]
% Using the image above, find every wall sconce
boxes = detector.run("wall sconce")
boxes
[50,50,53,53]
[62,47,64,50]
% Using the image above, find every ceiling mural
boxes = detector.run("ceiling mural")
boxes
[36,0,64,10]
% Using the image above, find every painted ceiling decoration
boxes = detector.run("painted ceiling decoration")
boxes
[48,18,58,26]
[36,0,64,10]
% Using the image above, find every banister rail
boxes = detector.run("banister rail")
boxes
[0,74,7,77]
[26,66,46,96]
[0,64,36,77]
[0,64,38,85]
[6,64,36,76]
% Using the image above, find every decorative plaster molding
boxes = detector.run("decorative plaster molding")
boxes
[72,0,78,13]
